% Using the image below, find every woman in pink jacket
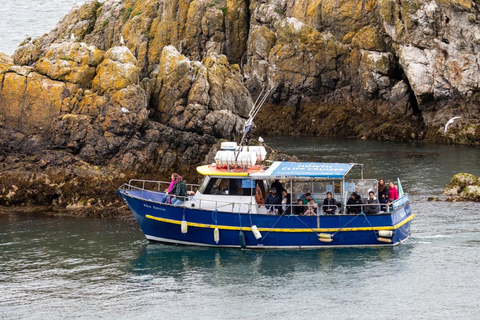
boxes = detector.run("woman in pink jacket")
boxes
[388,181,399,202]
[162,173,178,203]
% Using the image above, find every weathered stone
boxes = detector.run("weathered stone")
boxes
[92,46,139,93]
[35,42,104,86]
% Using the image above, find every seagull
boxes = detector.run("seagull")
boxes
[120,35,125,45]
[444,116,461,133]
[70,33,75,41]
[121,107,130,114]
[258,136,264,143]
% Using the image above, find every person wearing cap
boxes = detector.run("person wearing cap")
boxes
[364,190,379,214]
[265,187,281,215]
[346,192,363,214]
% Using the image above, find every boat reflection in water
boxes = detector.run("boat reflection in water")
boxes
[128,243,412,279]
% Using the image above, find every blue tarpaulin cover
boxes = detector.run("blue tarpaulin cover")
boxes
[252,162,356,179]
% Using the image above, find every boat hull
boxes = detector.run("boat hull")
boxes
[119,190,413,249]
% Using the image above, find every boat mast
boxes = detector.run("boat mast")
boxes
[238,87,273,149]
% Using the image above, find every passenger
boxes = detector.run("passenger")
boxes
[322,191,337,215]
[294,199,304,215]
[162,173,178,203]
[346,192,363,214]
[364,191,379,215]
[378,179,388,211]
[271,179,285,193]
[265,187,281,215]
[388,181,399,202]
[299,187,312,202]
[171,175,187,205]
[279,190,292,215]
[304,199,318,216]
[302,193,316,205]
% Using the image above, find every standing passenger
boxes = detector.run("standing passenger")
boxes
[378,179,388,211]
[388,181,399,202]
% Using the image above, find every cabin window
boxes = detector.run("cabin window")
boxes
[202,178,255,196]
[198,176,210,194]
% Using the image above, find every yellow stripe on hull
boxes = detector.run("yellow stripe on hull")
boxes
[146,214,414,233]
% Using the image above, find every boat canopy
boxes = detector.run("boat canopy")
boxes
[251,162,358,179]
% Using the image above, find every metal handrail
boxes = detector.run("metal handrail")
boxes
[120,182,408,215]
[127,179,200,192]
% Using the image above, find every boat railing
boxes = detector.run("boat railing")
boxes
[126,179,200,192]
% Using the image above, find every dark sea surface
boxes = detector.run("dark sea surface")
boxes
[1,137,480,319]
[0,0,86,56]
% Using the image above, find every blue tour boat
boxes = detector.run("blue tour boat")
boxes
[118,144,413,249]
[118,89,413,248]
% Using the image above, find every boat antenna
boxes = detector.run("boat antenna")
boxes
[238,87,273,149]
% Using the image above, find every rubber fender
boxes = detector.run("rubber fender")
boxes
[214,227,220,243]
[181,219,188,234]
[239,230,247,248]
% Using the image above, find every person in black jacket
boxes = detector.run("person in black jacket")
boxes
[346,192,363,214]
[265,187,282,215]
[294,199,304,215]
[378,179,388,211]
[322,192,337,215]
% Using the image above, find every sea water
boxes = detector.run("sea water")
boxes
[0,0,86,56]
[1,137,480,319]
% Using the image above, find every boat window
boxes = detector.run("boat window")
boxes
[292,181,340,201]
[346,179,378,201]
[203,178,255,196]
[198,176,210,194]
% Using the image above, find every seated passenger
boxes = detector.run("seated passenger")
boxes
[279,190,291,215]
[265,187,281,215]
[364,191,379,215]
[346,192,363,214]
[304,199,318,216]
[162,173,178,203]
[322,192,337,215]
[302,193,316,205]
[294,199,304,215]
[171,176,187,205]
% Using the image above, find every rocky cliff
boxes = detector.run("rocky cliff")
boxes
[1,0,480,214]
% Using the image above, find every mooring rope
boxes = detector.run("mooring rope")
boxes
[260,211,286,241]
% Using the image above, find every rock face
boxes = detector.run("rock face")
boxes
[1,0,480,214]
[444,173,480,202]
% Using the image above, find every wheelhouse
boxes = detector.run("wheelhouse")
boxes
[193,162,380,215]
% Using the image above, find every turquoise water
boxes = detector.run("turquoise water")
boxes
[1,138,480,319]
